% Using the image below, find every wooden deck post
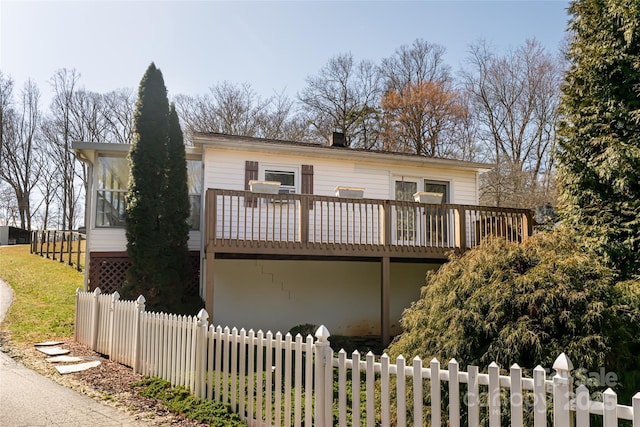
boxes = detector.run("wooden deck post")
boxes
[382,201,392,245]
[204,189,217,319]
[205,252,215,320]
[381,256,390,347]
[523,210,533,241]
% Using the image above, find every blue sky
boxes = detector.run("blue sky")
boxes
[1,1,570,105]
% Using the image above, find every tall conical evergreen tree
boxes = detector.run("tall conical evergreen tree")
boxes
[557,0,640,280]
[161,103,191,294]
[125,63,171,306]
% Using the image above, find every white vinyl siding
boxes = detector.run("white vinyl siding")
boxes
[87,229,201,253]
[203,147,480,247]
[203,147,479,205]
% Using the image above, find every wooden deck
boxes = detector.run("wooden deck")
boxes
[205,189,532,260]
[203,188,533,345]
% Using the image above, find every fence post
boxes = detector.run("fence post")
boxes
[523,210,533,241]
[553,353,574,427]
[76,233,82,271]
[133,295,146,374]
[195,308,209,399]
[40,230,46,256]
[66,232,73,266]
[90,288,101,351]
[59,231,65,263]
[632,392,640,427]
[314,325,332,427]
[108,291,120,358]
[46,230,52,259]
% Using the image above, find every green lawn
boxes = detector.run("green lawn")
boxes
[0,244,83,343]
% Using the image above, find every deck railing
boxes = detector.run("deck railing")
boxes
[206,189,532,256]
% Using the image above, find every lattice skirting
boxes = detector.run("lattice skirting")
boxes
[88,252,200,296]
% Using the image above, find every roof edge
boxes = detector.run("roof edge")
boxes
[192,132,493,172]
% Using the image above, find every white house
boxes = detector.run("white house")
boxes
[75,132,531,344]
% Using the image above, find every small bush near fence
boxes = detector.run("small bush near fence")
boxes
[134,378,246,426]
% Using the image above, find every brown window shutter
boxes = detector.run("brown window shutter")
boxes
[245,161,258,207]
[302,164,314,209]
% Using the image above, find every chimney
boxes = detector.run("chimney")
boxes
[329,132,346,147]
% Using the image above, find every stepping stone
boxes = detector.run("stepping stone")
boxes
[36,346,70,356]
[46,355,84,363]
[55,360,101,374]
[34,341,65,347]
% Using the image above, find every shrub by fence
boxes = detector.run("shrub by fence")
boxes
[75,288,640,426]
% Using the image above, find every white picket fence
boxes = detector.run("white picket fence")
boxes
[75,288,640,426]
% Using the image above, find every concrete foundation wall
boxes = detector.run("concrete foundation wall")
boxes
[212,259,438,337]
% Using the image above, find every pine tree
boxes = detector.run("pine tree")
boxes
[125,63,170,306]
[161,103,191,296]
[557,0,640,279]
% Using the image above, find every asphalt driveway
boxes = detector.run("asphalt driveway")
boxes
[0,277,150,426]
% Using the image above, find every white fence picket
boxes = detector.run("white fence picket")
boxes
[488,361,501,427]
[265,330,273,425]
[576,384,590,426]
[231,327,239,412]
[604,388,618,427]
[337,349,347,427]
[256,329,264,424]
[294,334,303,427]
[366,351,375,426]
[396,355,406,427]
[75,289,640,427]
[352,350,361,427]
[467,364,479,427]
[238,328,247,418]
[413,356,423,426]
[275,331,283,427]
[449,358,460,427]
[381,353,390,426]
[304,334,313,427]
[283,333,292,427]
[511,363,523,427]
[246,328,255,424]
[431,357,442,426]
[533,365,547,427]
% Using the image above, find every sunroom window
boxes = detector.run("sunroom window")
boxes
[96,156,202,229]
[96,156,129,227]
[187,160,202,230]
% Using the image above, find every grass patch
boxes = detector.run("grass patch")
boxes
[0,245,82,343]
[133,378,247,426]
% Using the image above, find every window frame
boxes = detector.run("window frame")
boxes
[95,154,129,228]
[260,164,300,194]
[423,179,450,203]
[390,176,451,202]
[186,159,203,231]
